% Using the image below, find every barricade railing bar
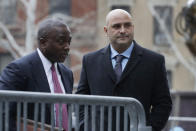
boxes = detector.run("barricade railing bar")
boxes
[163,91,196,131]
[169,116,196,122]
[0,90,152,131]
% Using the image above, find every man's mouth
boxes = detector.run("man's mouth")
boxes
[62,53,68,58]
[117,35,128,39]
[118,36,128,39]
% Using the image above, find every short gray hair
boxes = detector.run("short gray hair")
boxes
[37,16,71,44]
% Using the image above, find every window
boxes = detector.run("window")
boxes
[108,0,134,13]
[0,0,17,25]
[0,53,14,73]
[49,0,71,15]
[153,6,173,46]
[111,5,130,13]
[167,70,172,89]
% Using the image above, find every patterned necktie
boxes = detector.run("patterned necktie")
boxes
[114,55,124,82]
[51,64,68,131]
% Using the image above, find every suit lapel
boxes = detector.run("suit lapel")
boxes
[31,51,50,92]
[57,64,72,94]
[119,42,143,83]
[102,45,117,83]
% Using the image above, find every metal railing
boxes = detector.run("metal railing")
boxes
[163,116,196,131]
[0,90,151,131]
[163,91,196,131]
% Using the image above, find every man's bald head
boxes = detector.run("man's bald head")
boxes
[104,9,134,53]
[106,9,132,26]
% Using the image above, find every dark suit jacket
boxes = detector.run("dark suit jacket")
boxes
[76,41,172,131]
[0,51,73,131]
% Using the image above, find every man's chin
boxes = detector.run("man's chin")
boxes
[117,41,130,45]
[117,39,132,44]
[59,59,66,63]
[56,57,66,63]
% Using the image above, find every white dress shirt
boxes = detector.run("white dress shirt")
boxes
[110,41,134,71]
[37,48,66,94]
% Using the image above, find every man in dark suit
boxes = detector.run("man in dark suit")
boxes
[0,18,73,130]
[76,9,172,131]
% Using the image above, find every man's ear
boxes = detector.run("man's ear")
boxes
[104,26,108,36]
[39,38,48,50]
[104,26,107,33]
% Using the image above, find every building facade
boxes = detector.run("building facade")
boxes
[0,0,195,91]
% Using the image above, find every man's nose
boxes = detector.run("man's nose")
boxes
[64,43,70,50]
[120,26,125,33]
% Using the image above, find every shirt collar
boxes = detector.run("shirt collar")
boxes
[110,41,134,59]
[37,48,57,73]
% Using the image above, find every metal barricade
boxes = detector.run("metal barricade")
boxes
[163,116,196,131]
[0,90,151,131]
[163,91,196,131]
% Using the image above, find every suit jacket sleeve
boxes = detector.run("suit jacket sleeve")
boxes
[76,55,90,95]
[148,56,172,131]
[0,61,27,130]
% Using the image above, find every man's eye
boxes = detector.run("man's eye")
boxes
[124,23,132,28]
[113,24,121,29]
[59,39,64,42]
[57,39,65,44]
[68,37,72,43]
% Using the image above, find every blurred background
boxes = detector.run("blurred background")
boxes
[0,0,196,130]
